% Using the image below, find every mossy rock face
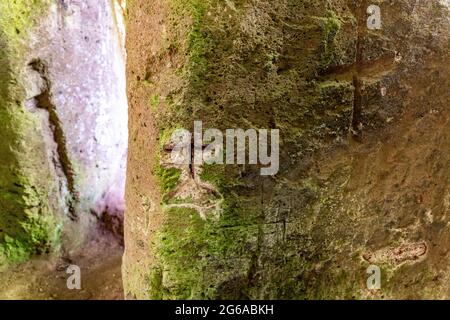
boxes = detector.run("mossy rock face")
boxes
[125,0,450,299]
[0,0,61,266]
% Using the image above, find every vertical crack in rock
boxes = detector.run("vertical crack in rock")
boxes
[351,74,363,137]
[350,0,367,140]
[29,59,77,220]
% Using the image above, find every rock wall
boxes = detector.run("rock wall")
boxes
[0,0,60,267]
[0,0,128,266]
[124,0,449,299]
[28,0,128,220]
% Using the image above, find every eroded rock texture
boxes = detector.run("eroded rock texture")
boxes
[0,0,127,265]
[126,0,450,299]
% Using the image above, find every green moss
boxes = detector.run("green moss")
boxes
[155,166,181,196]
[319,10,342,71]
[0,0,60,266]
[0,235,29,263]
[149,192,260,299]
[169,0,215,88]
[0,176,61,266]
[0,208,59,264]
[152,126,184,202]
[149,94,160,111]
[0,0,48,42]
[151,207,204,299]
[152,125,188,202]
[147,267,164,300]
[20,207,60,252]
[199,163,225,186]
